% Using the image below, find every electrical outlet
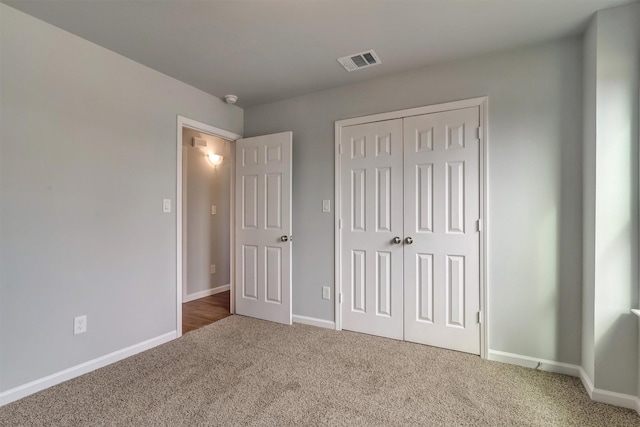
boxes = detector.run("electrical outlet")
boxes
[74,315,87,335]
[210,264,216,274]
[322,286,331,300]
[211,205,217,215]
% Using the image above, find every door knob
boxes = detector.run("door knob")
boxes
[392,236,402,244]
[405,237,413,245]
[280,235,289,242]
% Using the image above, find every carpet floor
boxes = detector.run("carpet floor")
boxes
[1,315,638,426]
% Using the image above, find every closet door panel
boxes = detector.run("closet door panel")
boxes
[340,119,404,340]
[403,107,481,355]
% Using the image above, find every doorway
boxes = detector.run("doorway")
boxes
[176,117,294,335]
[334,97,488,357]
[176,116,242,337]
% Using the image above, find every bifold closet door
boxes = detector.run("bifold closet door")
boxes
[403,107,481,355]
[340,119,404,340]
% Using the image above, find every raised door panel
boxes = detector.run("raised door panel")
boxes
[242,245,258,300]
[417,253,434,323]
[265,173,282,230]
[242,175,258,229]
[416,163,434,233]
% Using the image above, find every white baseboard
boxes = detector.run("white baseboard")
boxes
[579,367,640,412]
[292,314,335,329]
[488,349,581,377]
[488,350,640,414]
[184,284,230,302]
[0,331,176,407]
[579,367,595,397]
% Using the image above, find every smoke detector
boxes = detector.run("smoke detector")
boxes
[337,49,381,72]
[224,94,238,104]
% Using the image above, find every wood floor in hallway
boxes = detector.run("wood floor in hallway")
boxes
[182,290,231,334]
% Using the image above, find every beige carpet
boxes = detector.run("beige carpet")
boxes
[1,316,638,426]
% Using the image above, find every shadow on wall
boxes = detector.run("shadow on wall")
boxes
[594,313,638,393]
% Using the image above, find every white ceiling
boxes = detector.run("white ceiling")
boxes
[4,0,636,107]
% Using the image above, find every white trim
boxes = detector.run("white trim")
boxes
[490,352,640,413]
[334,121,342,331]
[334,97,489,354]
[579,367,595,395]
[292,314,336,330]
[337,96,488,128]
[631,308,640,317]
[488,349,581,377]
[479,98,489,359]
[176,116,242,338]
[182,146,188,302]
[183,284,230,303]
[579,368,640,412]
[178,116,242,142]
[229,138,237,316]
[0,331,176,407]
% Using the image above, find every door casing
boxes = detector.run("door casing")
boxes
[176,115,242,338]
[334,97,489,358]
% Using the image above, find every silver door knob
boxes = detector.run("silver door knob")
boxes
[405,237,413,244]
[280,235,289,242]
[392,236,402,244]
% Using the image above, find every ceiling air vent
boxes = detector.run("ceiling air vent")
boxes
[337,49,381,72]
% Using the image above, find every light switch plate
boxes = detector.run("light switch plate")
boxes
[162,199,171,213]
[211,205,217,215]
[322,200,331,213]
[322,286,331,300]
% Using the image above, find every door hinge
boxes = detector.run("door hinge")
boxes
[338,144,343,155]
[477,127,482,139]
[339,218,342,229]
[477,311,483,324]
[477,219,482,232]
[339,293,343,304]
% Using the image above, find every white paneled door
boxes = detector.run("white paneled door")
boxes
[340,106,481,354]
[235,132,292,324]
[340,120,404,339]
[403,107,480,354]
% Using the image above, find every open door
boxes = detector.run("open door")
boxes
[235,132,292,324]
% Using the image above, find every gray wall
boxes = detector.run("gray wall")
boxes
[182,128,231,296]
[245,37,584,365]
[582,2,640,396]
[0,5,242,391]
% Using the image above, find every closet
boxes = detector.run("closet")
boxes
[336,99,486,355]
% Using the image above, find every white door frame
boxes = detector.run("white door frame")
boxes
[176,115,242,338]
[334,97,489,358]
